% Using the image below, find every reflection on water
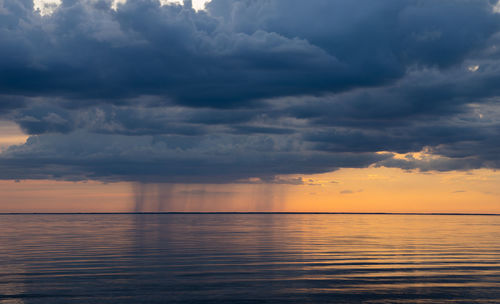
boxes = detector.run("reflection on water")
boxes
[0,214,499,303]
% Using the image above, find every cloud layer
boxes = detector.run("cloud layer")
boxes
[1,0,500,182]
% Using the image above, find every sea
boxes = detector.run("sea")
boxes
[0,213,499,303]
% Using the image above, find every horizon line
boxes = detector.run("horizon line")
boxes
[0,212,499,216]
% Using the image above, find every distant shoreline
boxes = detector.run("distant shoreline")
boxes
[0,212,499,216]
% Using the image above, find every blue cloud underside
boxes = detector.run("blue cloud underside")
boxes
[1,0,500,182]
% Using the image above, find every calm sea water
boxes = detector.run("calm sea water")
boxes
[0,214,499,303]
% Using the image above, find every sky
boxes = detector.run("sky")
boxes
[1,0,500,213]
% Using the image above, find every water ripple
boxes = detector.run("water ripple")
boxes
[0,214,499,303]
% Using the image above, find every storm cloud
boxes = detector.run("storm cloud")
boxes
[1,0,500,182]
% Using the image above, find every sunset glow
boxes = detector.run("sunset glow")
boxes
[2,0,500,213]
[2,2,500,303]
[2,166,499,213]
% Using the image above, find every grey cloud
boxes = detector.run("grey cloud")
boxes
[2,0,498,108]
[1,0,500,183]
[208,0,499,68]
[0,131,390,182]
[376,154,492,172]
[340,189,363,194]
[0,0,342,107]
[0,95,27,116]
[229,125,295,135]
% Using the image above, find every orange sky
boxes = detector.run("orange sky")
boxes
[1,121,499,213]
[1,167,499,213]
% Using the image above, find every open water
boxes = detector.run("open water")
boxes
[0,213,499,303]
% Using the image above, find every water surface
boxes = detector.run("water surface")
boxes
[0,214,499,303]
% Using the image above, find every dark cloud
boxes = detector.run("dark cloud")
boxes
[0,0,342,107]
[229,125,295,135]
[208,0,499,68]
[2,0,498,107]
[1,0,500,183]
[0,131,389,182]
[0,95,26,116]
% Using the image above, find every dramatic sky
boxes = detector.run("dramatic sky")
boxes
[1,0,500,212]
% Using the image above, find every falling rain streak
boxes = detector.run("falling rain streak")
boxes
[132,182,288,212]
[133,183,175,212]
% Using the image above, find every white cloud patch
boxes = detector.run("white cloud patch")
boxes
[33,0,61,15]
[468,65,480,72]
